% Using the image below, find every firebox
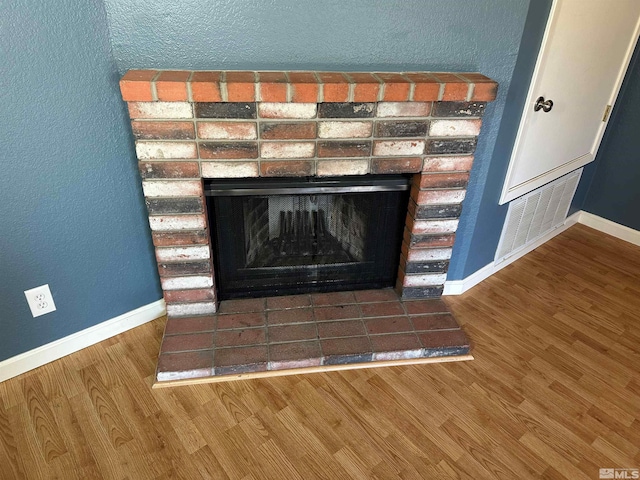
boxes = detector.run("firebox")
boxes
[206,175,410,299]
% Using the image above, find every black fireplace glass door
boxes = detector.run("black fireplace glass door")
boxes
[206,176,409,299]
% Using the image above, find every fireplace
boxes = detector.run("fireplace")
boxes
[119,70,497,382]
[206,175,410,299]
[120,69,496,317]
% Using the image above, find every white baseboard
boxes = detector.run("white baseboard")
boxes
[443,210,582,296]
[0,299,165,383]
[578,211,640,247]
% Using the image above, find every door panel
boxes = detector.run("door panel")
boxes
[500,0,640,204]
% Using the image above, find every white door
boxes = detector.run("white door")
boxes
[500,0,640,204]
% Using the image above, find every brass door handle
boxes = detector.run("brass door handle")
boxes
[534,96,554,113]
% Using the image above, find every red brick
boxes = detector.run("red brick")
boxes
[314,304,360,321]
[225,71,256,101]
[360,302,405,317]
[217,312,266,329]
[260,122,317,140]
[216,327,266,347]
[265,294,311,310]
[404,298,449,315]
[120,70,157,101]
[311,291,356,306]
[406,73,440,101]
[156,351,213,380]
[164,316,216,335]
[288,72,320,103]
[269,341,322,369]
[138,162,200,179]
[317,320,366,339]
[418,329,469,349]
[267,307,314,325]
[365,316,412,334]
[349,73,381,102]
[269,323,317,343]
[371,157,422,174]
[318,141,371,158]
[218,298,265,314]
[433,73,470,101]
[258,72,288,102]
[155,71,190,101]
[318,72,349,102]
[161,333,214,353]
[376,73,411,101]
[459,73,498,101]
[419,172,470,188]
[354,289,399,302]
[152,231,208,246]
[131,121,195,140]
[190,71,222,102]
[260,160,314,177]
[164,288,215,304]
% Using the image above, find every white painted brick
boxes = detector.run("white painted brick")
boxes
[423,156,474,172]
[197,122,257,140]
[166,302,217,317]
[157,367,212,382]
[161,275,213,290]
[142,180,202,197]
[156,246,210,262]
[318,121,372,138]
[373,349,424,361]
[136,142,197,159]
[412,219,459,235]
[148,215,206,231]
[429,119,481,137]
[377,102,430,117]
[201,161,259,178]
[417,190,466,204]
[317,159,369,176]
[407,248,453,262]
[128,102,193,119]
[261,142,315,158]
[258,103,317,119]
[402,273,448,287]
[373,140,425,156]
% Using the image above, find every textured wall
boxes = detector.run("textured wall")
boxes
[0,0,161,361]
[103,0,532,280]
[576,41,640,230]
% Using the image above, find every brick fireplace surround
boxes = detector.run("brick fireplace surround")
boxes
[119,70,497,383]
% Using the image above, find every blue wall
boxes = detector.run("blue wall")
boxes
[574,41,640,230]
[0,0,161,361]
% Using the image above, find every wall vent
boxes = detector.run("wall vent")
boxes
[495,168,582,264]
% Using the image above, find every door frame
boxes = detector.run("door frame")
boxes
[499,0,640,204]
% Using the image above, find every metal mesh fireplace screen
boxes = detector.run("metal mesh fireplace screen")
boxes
[206,176,410,299]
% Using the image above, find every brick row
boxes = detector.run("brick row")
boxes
[120,70,498,103]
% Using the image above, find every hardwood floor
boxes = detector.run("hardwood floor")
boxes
[1,223,638,479]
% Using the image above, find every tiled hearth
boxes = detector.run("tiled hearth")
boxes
[118,70,496,384]
[157,289,471,383]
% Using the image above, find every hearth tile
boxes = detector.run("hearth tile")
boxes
[321,336,372,365]
[216,327,266,347]
[217,298,266,314]
[364,316,412,335]
[216,312,266,330]
[411,313,460,331]
[157,351,214,381]
[317,319,366,339]
[353,288,399,303]
[311,291,356,306]
[269,323,318,343]
[360,302,405,318]
[214,345,268,375]
[418,329,470,350]
[164,316,216,335]
[267,307,314,325]
[268,341,323,370]
[160,332,214,353]
[370,333,423,360]
[266,294,312,310]
[313,304,360,322]
[403,298,449,315]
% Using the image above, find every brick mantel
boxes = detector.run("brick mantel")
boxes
[119,70,497,316]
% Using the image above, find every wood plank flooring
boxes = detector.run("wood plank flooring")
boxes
[1,223,638,479]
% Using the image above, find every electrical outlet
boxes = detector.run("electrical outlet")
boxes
[24,284,57,317]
